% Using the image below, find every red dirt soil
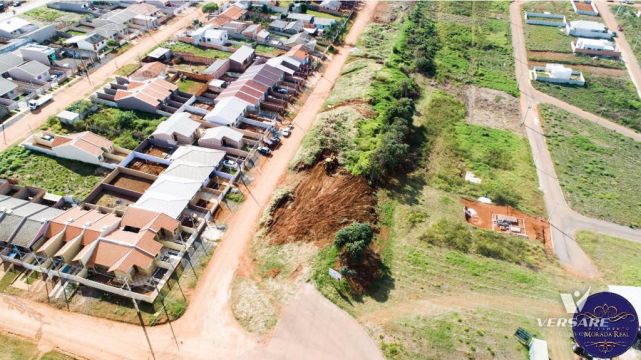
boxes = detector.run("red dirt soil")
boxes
[267,163,377,246]
[110,173,153,193]
[461,198,553,254]
[126,159,166,175]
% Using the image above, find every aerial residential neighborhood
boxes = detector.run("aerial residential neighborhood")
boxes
[0,1,640,360]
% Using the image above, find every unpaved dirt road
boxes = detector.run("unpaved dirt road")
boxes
[0,6,202,152]
[0,2,382,359]
[511,1,641,278]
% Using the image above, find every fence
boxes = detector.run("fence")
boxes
[524,12,567,27]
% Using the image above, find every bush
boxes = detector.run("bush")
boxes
[202,2,219,13]
[334,222,374,261]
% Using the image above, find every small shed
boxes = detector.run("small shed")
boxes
[57,110,80,125]
[147,47,171,61]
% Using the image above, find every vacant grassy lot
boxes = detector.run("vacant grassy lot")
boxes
[522,2,596,53]
[114,63,140,77]
[614,5,641,64]
[44,105,164,150]
[307,10,345,22]
[429,1,518,96]
[0,146,103,199]
[177,79,204,94]
[255,44,283,57]
[24,7,85,24]
[324,59,382,108]
[160,42,231,59]
[577,231,641,286]
[534,73,641,131]
[540,104,641,227]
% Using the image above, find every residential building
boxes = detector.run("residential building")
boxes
[320,0,341,12]
[0,198,64,253]
[0,52,24,76]
[212,4,247,28]
[269,19,288,33]
[565,20,615,39]
[571,37,620,58]
[150,112,201,147]
[0,17,38,38]
[133,175,203,218]
[130,61,166,81]
[284,20,304,34]
[229,45,255,72]
[286,44,310,65]
[204,96,249,126]
[48,1,91,13]
[199,126,245,149]
[203,59,230,79]
[146,47,171,61]
[19,44,56,66]
[531,63,585,86]
[127,3,165,29]
[314,17,337,30]
[8,60,49,83]
[23,131,130,167]
[222,21,248,36]
[94,23,127,42]
[242,24,262,39]
[284,32,316,51]
[571,0,598,16]
[287,13,314,24]
[257,29,270,42]
[77,33,108,52]
[0,77,18,99]
[189,26,228,46]
[110,78,179,114]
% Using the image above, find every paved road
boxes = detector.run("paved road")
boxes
[510,1,641,278]
[0,2,382,359]
[596,0,641,99]
[0,6,202,152]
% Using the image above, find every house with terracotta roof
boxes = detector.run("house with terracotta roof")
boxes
[211,4,247,28]
[97,77,187,114]
[23,131,131,168]
[130,61,166,81]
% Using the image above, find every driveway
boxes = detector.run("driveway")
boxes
[0,2,382,359]
[510,1,641,278]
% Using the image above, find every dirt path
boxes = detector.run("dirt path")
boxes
[0,7,202,152]
[0,2,381,359]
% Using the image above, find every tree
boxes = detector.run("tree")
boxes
[106,39,117,47]
[300,3,307,13]
[334,222,374,261]
[202,2,219,13]
[116,111,136,129]
[261,4,269,13]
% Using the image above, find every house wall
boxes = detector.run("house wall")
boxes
[52,144,104,166]
[20,48,53,65]
[567,26,614,39]
[24,25,57,44]
[8,67,48,83]
[116,97,160,114]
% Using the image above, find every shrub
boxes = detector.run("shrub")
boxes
[334,222,374,261]
[202,2,219,13]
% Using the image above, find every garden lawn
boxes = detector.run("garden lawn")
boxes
[0,146,103,199]
[159,42,231,59]
[576,231,641,286]
[540,104,641,227]
[534,73,641,132]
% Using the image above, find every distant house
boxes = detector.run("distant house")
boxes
[0,52,24,76]
[571,37,620,58]
[314,17,337,30]
[77,33,108,52]
[19,44,56,66]
[319,0,341,12]
[531,63,585,86]
[242,24,262,39]
[94,23,127,41]
[110,78,178,113]
[284,20,304,34]
[0,77,18,99]
[285,32,316,51]
[257,29,270,42]
[287,13,314,24]
[150,112,201,147]
[8,60,49,83]
[189,26,229,46]
[199,126,245,149]
[222,21,248,36]
[269,19,288,33]
[127,3,165,29]
[565,20,615,39]
[286,44,310,65]
[229,45,255,72]
[571,0,598,16]
[212,5,247,28]
[146,47,171,61]
[24,131,130,167]
[0,17,38,38]
[48,1,91,14]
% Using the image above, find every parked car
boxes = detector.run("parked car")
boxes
[277,88,289,94]
[269,136,280,144]
[257,146,271,155]
[263,138,274,147]
[222,159,238,168]
[282,128,291,137]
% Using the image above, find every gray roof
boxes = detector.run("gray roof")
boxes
[85,33,106,45]
[314,17,336,26]
[204,59,228,75]
[0,197,29,210]
[0,214,22,242]
[229,45,254,64]
[287,13,314,22]
[269,19,287,29]
[0,77,17,96]
[147,47,170,59]
[11,207,63,248]
[17,60,49,76]
[0,52,23,74]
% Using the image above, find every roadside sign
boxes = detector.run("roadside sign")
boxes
[328,268,342,281]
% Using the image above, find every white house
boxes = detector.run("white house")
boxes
[76,33,108,52]
[0,77,18,99]
[531,63,585,86]
[198,126,245,149]
[19,44,56,66]
[571,37,620,58]
[150,112,201,146]
[320,0,341,12]
[0,17,38,38]
[565,20,615,39]
[314,17,337,30]
[8,60,49,83]
[204,97,248,126]
[189,26,228,46]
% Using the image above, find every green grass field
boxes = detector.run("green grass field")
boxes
[114,63,140,77]
[525,25,571,53]
[0,147,103,199]
[540,104,641,227]
[614,5,641,64]
[576,231,641,286]
[176,79,204,94]
[534,73,641,132]
[158,42,232,59]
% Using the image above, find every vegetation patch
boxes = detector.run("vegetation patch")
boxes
[577,231,641,286]
[43,105,165,150]
[24,7,84,25]
[614,5,641,65]
[540,104,641,227]
[0,146,103,199]
[114,63,140,77]
[160,41,232,59]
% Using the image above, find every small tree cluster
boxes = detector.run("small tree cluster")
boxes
[202,2,219,13]
[334,222,374,261]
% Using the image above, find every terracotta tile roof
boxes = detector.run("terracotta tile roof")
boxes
[47,131,113,158]
[114,78,177,108]
[286,44,308,63]
[121,207,179,234]
[131,61,166,80]
[48,207,120,245]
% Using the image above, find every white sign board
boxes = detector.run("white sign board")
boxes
[328,268,342,281]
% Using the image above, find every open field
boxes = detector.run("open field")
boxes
[0,331,73,360]
[0,146,104,199]
[527,50,626,70]
[614,5,641,64]
[534,73,641,131]
[255,44,283,57]
[429,1,518,96]
[24,6,85,25]
[44,105,165,150]
[159,41,232,59]
[114,63,140,77]
[539,104,641,227]
[176,78,204,94]
[577,231,641,286]
[525,25,570,53]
